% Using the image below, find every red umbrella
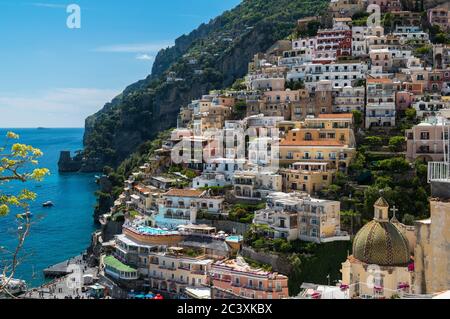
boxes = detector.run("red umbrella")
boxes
[311,292,321,299]
[154,294,164,300]
[340,284,349,291]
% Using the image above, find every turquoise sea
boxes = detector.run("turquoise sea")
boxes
[0,128,98,288]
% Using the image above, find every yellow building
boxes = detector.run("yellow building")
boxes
[280,162,335,194]
[278,114,356,171]
[200,105,232,132]
[340,198,414,299]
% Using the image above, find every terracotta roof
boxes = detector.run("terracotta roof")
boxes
[280,140,345,147]
[317,113,353,119]
[367,78,393,84]
[165,189,205,197]
[134,184,156,194]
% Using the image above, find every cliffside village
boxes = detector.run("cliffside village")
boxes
[88,1,450,300]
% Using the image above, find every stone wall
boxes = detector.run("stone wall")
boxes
[240,246,292,275]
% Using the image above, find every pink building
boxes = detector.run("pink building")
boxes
[406,119,450,162]
[396,91,414,111]
[428,70,444,93]
[211,259,289,299]
[427,4,450,31]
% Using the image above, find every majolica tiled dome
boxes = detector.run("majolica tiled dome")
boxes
[353,220,410,267]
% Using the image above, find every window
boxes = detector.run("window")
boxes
[420,132,430,140]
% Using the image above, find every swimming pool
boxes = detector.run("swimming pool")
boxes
[226,235,243,242]
[136,226,179,236]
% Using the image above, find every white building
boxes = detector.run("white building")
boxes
[333,86,365,113]
[303,62,368,91]
[352,26,368,57]
[393,26,430,45]
[233,170,282,200]
[253,192,349,243]
[365,78,398,128]
[156,189,225,229]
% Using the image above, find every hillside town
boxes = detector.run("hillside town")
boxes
[30,1,449,300]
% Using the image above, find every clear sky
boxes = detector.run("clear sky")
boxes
[0,0,241,128]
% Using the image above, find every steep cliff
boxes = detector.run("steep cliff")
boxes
[82,0,329,170]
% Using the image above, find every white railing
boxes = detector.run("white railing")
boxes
[428,162,450,183]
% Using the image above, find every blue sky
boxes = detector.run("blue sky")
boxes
[0,0,241,127]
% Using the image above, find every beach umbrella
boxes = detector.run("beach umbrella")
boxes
[154,294,164,300]
[135,294,146,299]
[145,293,155,299]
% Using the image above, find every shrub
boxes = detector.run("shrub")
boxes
[388,136,405,152]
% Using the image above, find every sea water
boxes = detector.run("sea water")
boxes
[0,128,98,288]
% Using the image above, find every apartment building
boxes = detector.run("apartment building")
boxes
[393,26,430,46]
[352,26,368,57]
[279,113,356,171]
[280,162,335,194]
[128,184,162,215]
[412,95,450,118]
[147,248,213,296]
[246,73,286,91]
[156,189,224,229]
[233,170,282,201]
[211,258,289,299]
[333,86,365,112]
[246,89,302,120]
[198,104,232,132]
[370,48,393,72]
[427,4,450,31]
[303,61,368,91]
[365,78,399,128]
[405,118,450,162]
[314,25,352,63]
[368,0,401,13]
[253,192,349,243]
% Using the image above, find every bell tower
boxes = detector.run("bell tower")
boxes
[374,197,389,221]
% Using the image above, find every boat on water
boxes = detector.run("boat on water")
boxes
[0,275,27,297]
[42,201,54,207]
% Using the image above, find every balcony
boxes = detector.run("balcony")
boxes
[164,214,190,220]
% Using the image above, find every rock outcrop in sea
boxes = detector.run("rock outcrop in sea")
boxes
[57,151,83,172]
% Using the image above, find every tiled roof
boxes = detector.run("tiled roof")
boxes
[165,189,205,197]
[352,220,410,267]
[374,197,389,207]
[134,184,156,194]
[367,78,393,84]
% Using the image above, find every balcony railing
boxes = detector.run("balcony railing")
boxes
[428,162,450,183]
[164,214,190,220]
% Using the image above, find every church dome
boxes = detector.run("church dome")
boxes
[353,220,410,267]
